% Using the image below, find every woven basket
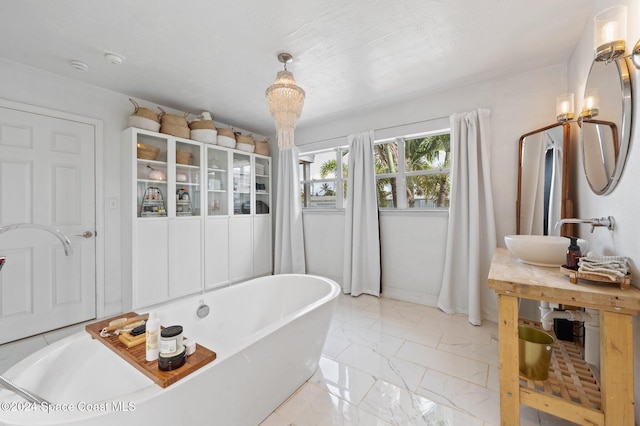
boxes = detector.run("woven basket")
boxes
[189,120,216,130]
[217,128,235,139]
[158,107,189,127]
[190,128,218,144]
[254,139,270,156]
[129,99,159,122]
[160,124,190,139]
[137,143,160,160]
[176,150,192,165]
[128,115,161,132]
[236,134,255,153]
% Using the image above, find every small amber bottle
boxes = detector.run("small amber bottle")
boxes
[566,236,582,270]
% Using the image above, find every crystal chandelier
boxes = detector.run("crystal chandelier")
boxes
[265,53,305,147]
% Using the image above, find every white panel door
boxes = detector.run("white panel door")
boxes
[0,106,96,344]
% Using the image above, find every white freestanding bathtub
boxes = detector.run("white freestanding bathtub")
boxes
[0,274,340,426]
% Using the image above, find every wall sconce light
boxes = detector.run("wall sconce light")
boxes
[556,93,575,122]
[593,5,640,68]
[581,89,600,120]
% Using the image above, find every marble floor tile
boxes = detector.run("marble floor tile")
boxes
[395,340,489,387]
[360,379,484,426]
[310,356,376,406]
[323,333,353,360]
[436,332,499,367]
[336,343,426,392]
[330,324,405,356]
[416,369,500,425]
[274,381,392,426]
[367,318,443,349]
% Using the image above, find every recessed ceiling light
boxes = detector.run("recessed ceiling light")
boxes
[69,59,89,72]
[104,53,124,65]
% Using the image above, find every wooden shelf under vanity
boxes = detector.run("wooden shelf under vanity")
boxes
[85,312,216,388]
[489,248,640,426]
[519,320,601,414]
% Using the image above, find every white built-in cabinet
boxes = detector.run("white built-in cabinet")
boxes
[122,127,272,309]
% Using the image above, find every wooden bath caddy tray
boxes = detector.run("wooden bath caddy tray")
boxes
[85,312,216,388]
[560,266,632,290]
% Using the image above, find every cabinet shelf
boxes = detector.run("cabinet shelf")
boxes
[137,159,167,166]
[208,169,227,173]
[176,163,200,170]
[138,178,167,184]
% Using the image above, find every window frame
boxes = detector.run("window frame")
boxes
[374,129,451,210]
[298,125,451,211]
[299,146,349,210]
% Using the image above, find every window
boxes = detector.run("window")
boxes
[299,147,348,208]
[374,131,451,209]
[299,128,450,210]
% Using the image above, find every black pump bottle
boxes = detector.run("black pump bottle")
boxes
[566,237,581,270]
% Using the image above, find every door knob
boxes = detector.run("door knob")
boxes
[76,231,93,238]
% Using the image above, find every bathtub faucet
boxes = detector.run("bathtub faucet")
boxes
[554,216,614,233]
[0,375,50,405]
[0,223,73,262]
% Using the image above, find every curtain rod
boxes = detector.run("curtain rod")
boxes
[299,114,450,147]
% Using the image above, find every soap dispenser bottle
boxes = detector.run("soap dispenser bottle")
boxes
[146,311,160,361]
[566,237,582,270]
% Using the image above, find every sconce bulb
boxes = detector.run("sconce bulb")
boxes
[602,22,617,43]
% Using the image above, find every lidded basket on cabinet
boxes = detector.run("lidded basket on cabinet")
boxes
[189,111,217,144]
[128,99,161,132]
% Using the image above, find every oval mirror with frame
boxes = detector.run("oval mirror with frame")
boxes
[517,122,573,236]
[579,57,633,195]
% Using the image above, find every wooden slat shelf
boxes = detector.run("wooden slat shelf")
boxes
[519,320,601,412]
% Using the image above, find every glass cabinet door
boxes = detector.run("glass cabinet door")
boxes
[206,147,229,216]
[233,152,251,215]
[254,156,270,215]
[175,141,201,217]
[137,134,168,217]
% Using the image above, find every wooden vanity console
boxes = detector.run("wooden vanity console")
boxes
[489,247,640,426]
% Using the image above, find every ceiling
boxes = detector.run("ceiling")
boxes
[0,0,593,135]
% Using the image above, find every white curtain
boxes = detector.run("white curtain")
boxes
[274,128,306,274]
[343,131,381,296]
[437,109,496,325]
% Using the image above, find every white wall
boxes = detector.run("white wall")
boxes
[293,64,568,321]
[566,0,640,418]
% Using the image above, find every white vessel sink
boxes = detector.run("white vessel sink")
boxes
[504,235,588,267]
